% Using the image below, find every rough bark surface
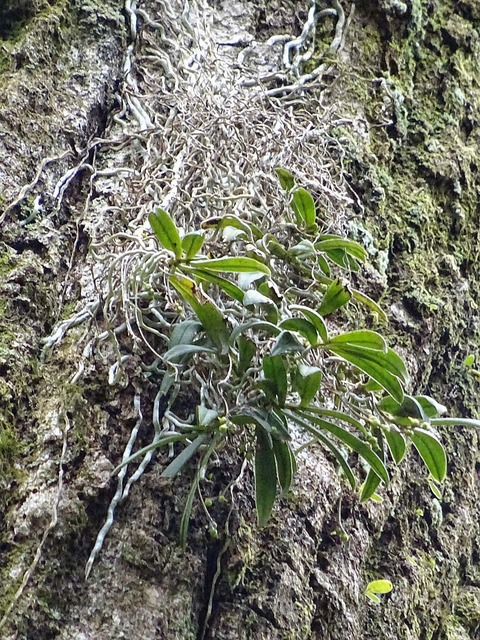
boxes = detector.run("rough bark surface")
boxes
[0,1,479,639]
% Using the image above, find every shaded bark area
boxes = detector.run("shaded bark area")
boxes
[0,1,478,639]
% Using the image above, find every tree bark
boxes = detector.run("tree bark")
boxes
[0,1,479,639]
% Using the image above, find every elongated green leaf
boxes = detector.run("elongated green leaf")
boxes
[179,434,221,547]
[184,267,245,303]
[201,215,256,239]
[237,336,256,376]
[181,232,205,260]
[428,476,443,499]
[196,303,230,355]
[360,468,382,502]
[328,330,387,352]
[288,239,316,258]
[255,427,278,527]
[273,439,295,497]
[293,365,322,406]
[287,410,389,484]
[326,344,407,403]
[149,208,182,258]
[114,433,189,472]
[279,318,318,346]
[290,305,328,342]
[288,412,356,488]
[325,248,359,271]
[190,256,270,275]
[268,409,291,441]
[161,434,207,478]
[263,355,288,406]
[170,275,230,354]
[299,407,366,433]
[271,331,304,357]
[180,473,199,548]
[276,167,295,191]
[379,395,426,420]
[351,289,388,322]
[411,428,447,482]
[318,278,351,316]
[317,253,331,276]
[291,187,316,227]
[230,319,281,345]
[163,343,216,363]
[384,426,406,464]
[315,236,367,261]
[414,396,447,418]
[169,320,202,348]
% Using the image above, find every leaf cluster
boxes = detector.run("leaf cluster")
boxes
[115,169,479,539]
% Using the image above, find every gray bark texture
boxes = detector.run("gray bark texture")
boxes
[0,1,479,639]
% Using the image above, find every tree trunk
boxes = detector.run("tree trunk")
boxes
[1,1,478,639]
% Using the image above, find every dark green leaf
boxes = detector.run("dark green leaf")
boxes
[237,336,256,376]
[290,305,328,342]
[287,410,389,484]
[263,355,288,406]
[273,439,295,497]
[230,319,281,345]
[279,318,318,346]
[384,426,406,464]
[326,343,407,403]
[268,409,291,441]
[190,256,270,275]
[271,331,305,356]
[169,320,202,348]
[293,365,322,406]
[201,215,255,239]
[291,187,316,227]
[170,275,230,355]
[351,289,388,322]
[163,343,216,363]
[288,239,316,257]
[149,208,182,258]
[411,428,447,482]
[276,167,295,191]
[325,248,359,271]
[318,278,351,316]
[317,253,331,276]
[414,396,447,418]
[328,330,387,352]
[315,236,367,261]
[364,379,385,392]
[161,434,207,478]
[360,468,382,502]
[379,395,426,420]
[194,302,230,355]
[114,433,189,472]
[181,232,205,259]
[255,427,278,527]
[299,407,366,433]
[180,473,199,548]
[289,412,356,488]
[184,268,245,303]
